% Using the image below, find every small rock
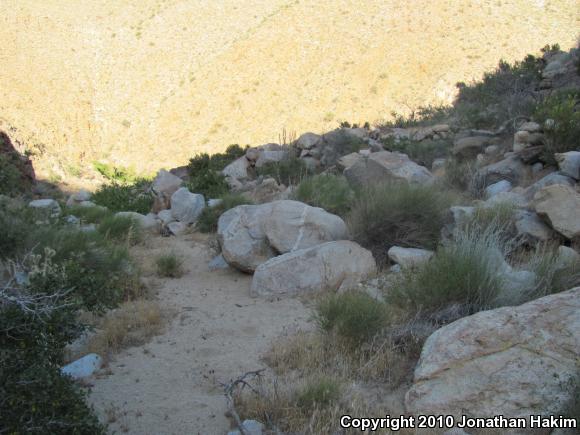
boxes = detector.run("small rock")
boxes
[388,246,433,268]
[514,210,556,244]
[523,172,575,200]
[222,156,251,180]
[116,211,160,233]
[151,169,183,197]
[483,191,528,208]
[518,121,541,133]
[208,198,223,208]
[66,189,92,206]
[531,162,543,175]
[167,221,188,236]
[484,180,512,199]
[557,246,580,267]
[157,209,175,225]
[61,354,102,380]
[534,185,580,239]
[296,132,322,150]
[227,419,264,435]
[28,199,61,217]
[452,136,491,159]
[208,254,230,271]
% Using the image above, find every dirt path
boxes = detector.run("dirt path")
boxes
[88,234,311,434]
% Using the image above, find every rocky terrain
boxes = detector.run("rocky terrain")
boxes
[1,27,580,435]
[1,0,579,179]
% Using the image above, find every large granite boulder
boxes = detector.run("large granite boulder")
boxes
[343,151,434,186]
[217,200,348,272]
[406,287,580,422]
[533,184,580,240]
[151,169,183,197]
[251,241,376,297]
[555,151,580,180]
[170,187,205,224]
[475,156,529,187]
[523,172,576,200]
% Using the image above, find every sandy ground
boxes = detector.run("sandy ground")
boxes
[87,233,311,435]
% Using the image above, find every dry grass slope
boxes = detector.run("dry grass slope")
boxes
[1,0,579,176]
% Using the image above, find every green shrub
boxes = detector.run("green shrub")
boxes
[93,161,139,184]
[186,169,229,198]
[347,182,454,265]
[378,105,451,129]
[296,377,341,409]
[315,291,389,343]
[256,154,312,186]
[453,55,543,129]
[196,193,252,233]
[185,145,247,198]
[294,174,353,216]
[92,179,153,214]
[388,226,509,315]
[0,255,106,434]
[65,205,112,224]
[0,153,25,196]
[155,252,184,278]
[97,215,143,245]
[534,90,580,164]
[382,137,452,168]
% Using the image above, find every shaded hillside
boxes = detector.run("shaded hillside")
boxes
[1,0,578,176]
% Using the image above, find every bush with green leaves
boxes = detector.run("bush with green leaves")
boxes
[196,193,252,233]
[315,290,389,344]
[347,182,455,265]
[92,178,153,214]
[0,253,106,434]
[377,105,451,129]
[256,154,312,186]
[294,174,353,216]
[533,90,580,164]
[388,226,510,316]
[92,161,140,184]
[0,153,26,197]
[186,144,247,197]
[155,252,184,278]
[453,55,543,129]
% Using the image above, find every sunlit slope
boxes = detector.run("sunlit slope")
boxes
[1,0,578,172]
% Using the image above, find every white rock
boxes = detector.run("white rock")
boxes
[534,185,580,239]
[255,150,288,168]
[518,121,541,133]
[387,246,433,268]
[227,419,264,435]
[167,221,188,236]
[514,210,556,244]
[28,199,61,217]
[61,353,102,380]
[157,209,175,225]
[343,151,434,186]
[208,254,230,271]
[218,200,348,272]
[557,246,580,266]
[66,189,92,206]
[207,198,223,208]
[170,187,205,224]
[151,169,183,197]
[116,211,159,233]
[483,191,528,208]
[555,151,580,180]
[251,241,376,297]
[222,156,250,180]
[484,180,512,199]
[406,288,580,419]
[296,132,322,150]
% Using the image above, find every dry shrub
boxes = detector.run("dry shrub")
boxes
[87,300,166,358]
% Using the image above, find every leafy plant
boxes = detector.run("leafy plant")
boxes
[347,182,454,265]
[196,193,252,233]
[534,90,580,164]
[294,174,353,216]
[382,137,452,168]
[315,290,389,343]
[92,179,153,214]
[65,205,112,224]
[186,169,229,198]
[256,154,311,186]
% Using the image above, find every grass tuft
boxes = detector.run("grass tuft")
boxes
[294,174,353,216]
[155,252,184,278]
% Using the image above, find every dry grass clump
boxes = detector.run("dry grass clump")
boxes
[87,300,166,358]
[348,182,455,266]
[155,251,184,278]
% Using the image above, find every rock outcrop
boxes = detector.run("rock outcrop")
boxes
[406,287,580,421]
[251,241,376,296]
[218,200,348,272]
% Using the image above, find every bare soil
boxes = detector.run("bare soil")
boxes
[87,233,311,434]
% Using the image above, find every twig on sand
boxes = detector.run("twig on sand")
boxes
[220,369,266,435]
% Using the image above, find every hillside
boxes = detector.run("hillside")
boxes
[1,0,579,176]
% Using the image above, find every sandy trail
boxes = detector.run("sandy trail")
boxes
[88,233,311,435]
